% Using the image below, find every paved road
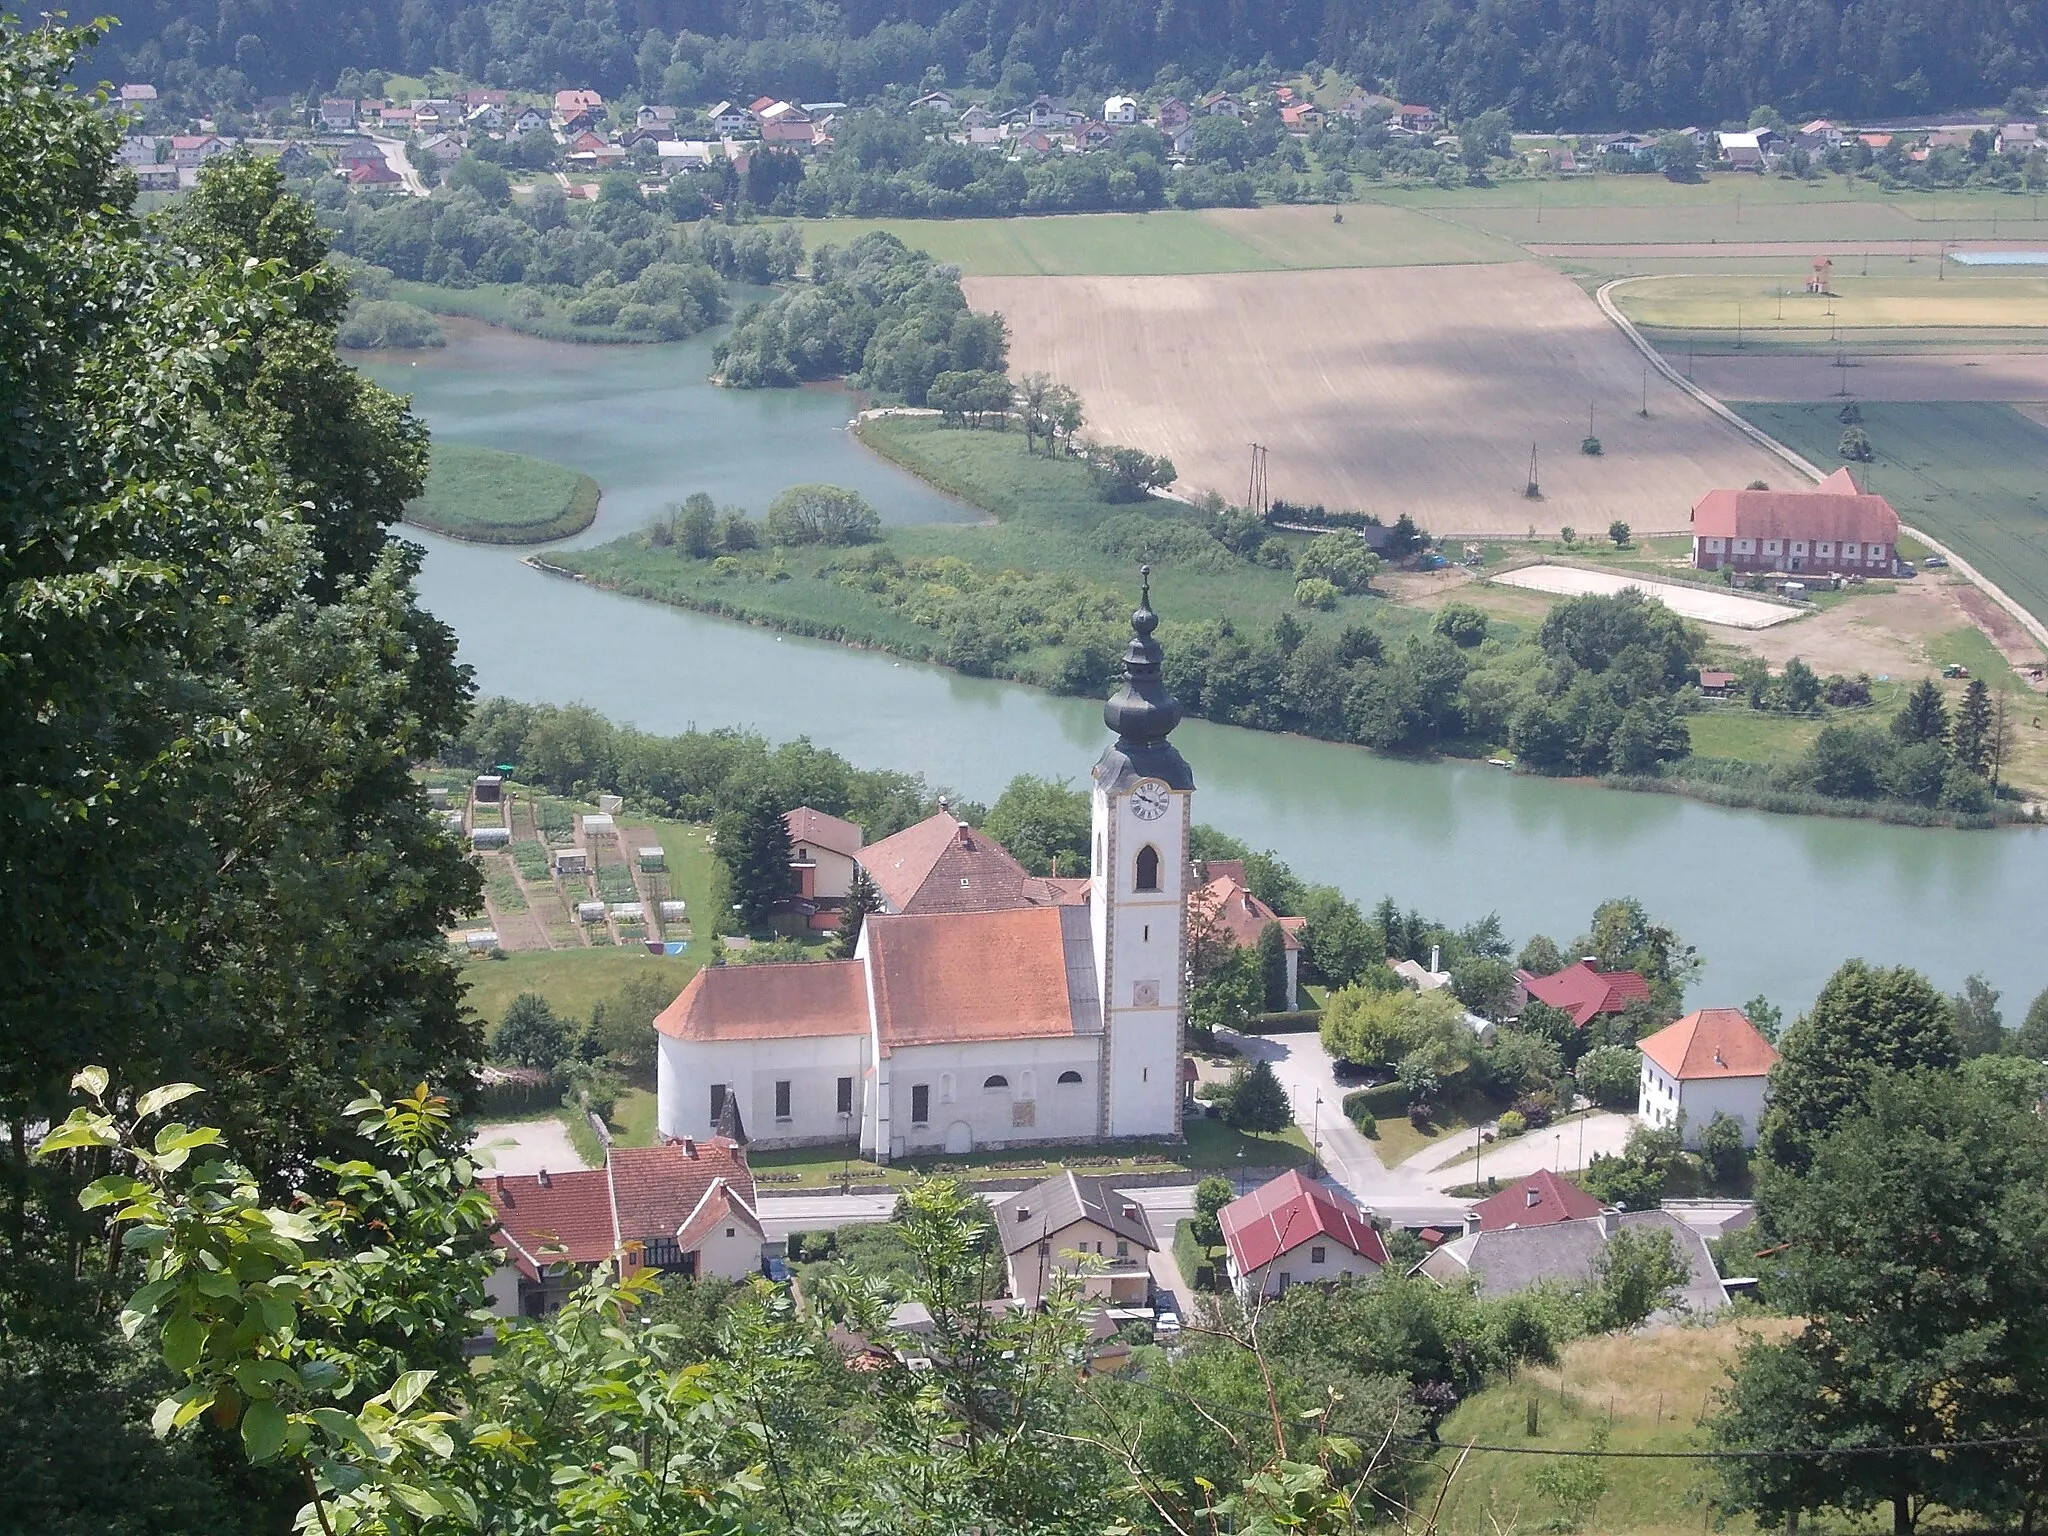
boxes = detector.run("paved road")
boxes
[371,134,429,196]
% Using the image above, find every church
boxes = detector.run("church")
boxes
[653,573,1195,1162]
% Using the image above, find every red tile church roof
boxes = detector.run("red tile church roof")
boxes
[655,960,869,1042]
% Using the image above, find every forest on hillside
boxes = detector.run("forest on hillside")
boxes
[99,0,2045,130]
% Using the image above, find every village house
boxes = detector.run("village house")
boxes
[509,104,549,139]
[336,138,387,169]
[1026,94,1080,129]
[1397,103,1436,132]
[1189,859,1304,1009]
[1999,123,2041,155]
[1418,1207,1728,1314]
[466,101,504,132]
[413,99,454,131]
[1155,97,1191,131]
[419,133,462,166]
[1202,92,1244,118]
[1280,102,1321,133]
[959,102,994,131]
[318,97,358,130]
[637,103,678,130]
[758,101,817,146]
[1220,1170,1386,1299]
[484,1138,762,1317]
[994,1171,1157,1308]
[348,159,404,188]
[133,162,180,192]
[1103,94,1139,126]
[702,101,748,136]
[1515,958,1650,1026]
[1690,468,1900,576]
[655,580,1195,1163]
[1637,1008,1778,1148]
[169,133,232,167]
[1798,118,1844,147]
[1340,91,1397,121]
[1718,129,1771,170]
[554,88,603,122]
[659,139,721,170]
[907,89,956,115]
[118,82,158,104]
[1462,1169,1604,1232]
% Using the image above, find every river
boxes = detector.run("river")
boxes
[366,322,2048,1019]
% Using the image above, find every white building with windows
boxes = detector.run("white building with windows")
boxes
[655,572,1194,1160]
[1636,1008,1778,1148]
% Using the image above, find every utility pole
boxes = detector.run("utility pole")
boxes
[1640,364,1649,418]
[1736,302,1743,349]
[1245,443,1269,514]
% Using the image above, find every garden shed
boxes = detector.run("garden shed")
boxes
[575,901,607,924]
[580,813,614,838]
[659,900,687,922]
[471,827,510,849]
[610,902,644,921]
[637,846,666,871]
[439,810,465,834]
[464,930,498,951]
[473,775,502,804]
[597,794,623,814]
[552,847,589,875]
[425,786,449,808]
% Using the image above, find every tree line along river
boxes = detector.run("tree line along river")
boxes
[367,318,2048,1018]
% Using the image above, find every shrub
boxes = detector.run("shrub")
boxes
[764,484,881,546]
[1294,576,1340,609]
[1581,435,1603,456]
[1576,1044,1641,1109]
[337,299,446,350]
[1511,1093,1556,1129]
[1433,603,1489,646]
[494,993,570,1069]
[1353,1110,1377,1137]
[1839,427,1874,462]
[1497,1109,1528,1137]
[1295,532,1380,594]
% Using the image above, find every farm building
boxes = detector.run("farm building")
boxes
[1690,469,1900,576]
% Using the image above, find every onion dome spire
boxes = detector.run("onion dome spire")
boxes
[1095,566,1194,792]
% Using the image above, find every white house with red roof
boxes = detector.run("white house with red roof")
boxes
[1514,959,1651,1027]
[656,574,1195,1162]
[1690,468,1900,576]
[785,806,864,907]
[1219,1170,1386,1299]
[1637,1008,1779,1147]
[1188,860,1305,1007]
[484,1138,761,1316]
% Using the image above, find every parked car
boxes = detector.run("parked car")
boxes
[1154,1290,1182,1335]
[1897,561,1916,576]
[1923,554,1948,568]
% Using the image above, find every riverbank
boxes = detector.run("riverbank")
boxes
[390,278,702,346]
[405,442,601,544]
[545,414,2039,829]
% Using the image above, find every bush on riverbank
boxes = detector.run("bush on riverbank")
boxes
[337,298,445,349]
[403,443,600,544]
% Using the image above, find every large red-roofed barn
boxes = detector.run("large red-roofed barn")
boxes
[1690,468,1900,576]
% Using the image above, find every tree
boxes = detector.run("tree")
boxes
[1191,1175,1234,1247]
[1717,1068,2048,1536]
[1891,677,1951,745]
[1575,897,1699,1014]
[1743,994,1785,1043]
[764,483,881,545]
[1432,602,1489,646]
[1517,935,1566,976]
[1575,1045,1641,1109]
[676,491,718,556]
[495,993,570,1069]
[1950,974,2004,1058]
[1189,945,1264,1041]
[1656,132,1701,177]
[1093,444,1175,501]
[2012,986,2048,1059]
[1226,1057,1293,1132]
[1608,520,1631,548]
[1839,427,1874,461]
[1296,532,1380,593]
[1297,887,1383,988]
[1587,1227,1689,1330]
[1696,1111,1748,1187]
[1257,922,1292,1012]
[1951,678,1993,775]
[830,867,881,959]
[1778,656,1821,713]
[1450,957,1517,1020]
[1758,960,1959,1174]
[714,792,795,928]
[983,774,1090,875]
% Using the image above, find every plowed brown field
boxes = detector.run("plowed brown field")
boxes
[966,263,1786,536]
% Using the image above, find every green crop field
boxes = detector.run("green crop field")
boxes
[404,441,601,544]
[1615,272,2048,335]
[1733,401,2048,628]
[779,202,1518,275]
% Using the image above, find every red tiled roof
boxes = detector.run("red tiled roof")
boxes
[671,1176,764,1252]
[786,806,865,858]
[1220,1170,1386,1273]
[608,1139,755,1243]
[487,1167,618,1281]
[1691,473,1899,546]
[1469,1169,1604,1231]
[1639,1008,1778,1081]
[654,960,868,1041]
[857,810,1042,914]
[1518,960,1651,1026]
[1189,875,1303,952]
[348,162,403,184]
[555,89,603,112]
[865,907,1093,1048]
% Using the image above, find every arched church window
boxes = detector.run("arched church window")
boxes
[939,1072,955,1103]
[1057,1070,1084,1085]
[1135,844,1161,892]
[983,1074,1010,1091]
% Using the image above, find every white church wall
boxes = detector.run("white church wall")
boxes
[886,1036,1104,1157]
[1102,786,1187,1139]
[657,1033,867,1147]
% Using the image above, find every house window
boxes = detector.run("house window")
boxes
[1096,832,1103,869]
[709,1083,726,1121]
[725,1227,736,1238]
[911,1084,930,1123]
[837,1076,854,1115]
[774,1080,791,1120]
[940,1072,955,1103]
[984,1074,1009,1091]
[1312,1245,1327,1265]
[1135,845,1160,892]
[1038,1240,1050,1257]
[1116,1240,1129,1258]
[1058,1070,1083,1085]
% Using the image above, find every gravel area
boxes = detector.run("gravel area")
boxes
[471,1117,591,1175]
[1490,563,1805,629]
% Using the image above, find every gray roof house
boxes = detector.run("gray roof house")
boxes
[994,1171,1156,1307]
[1417,1208,1728,1318]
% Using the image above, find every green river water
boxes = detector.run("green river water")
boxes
[366,320,2048,1019]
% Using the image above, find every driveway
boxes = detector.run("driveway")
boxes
[472,1117,588,1175]
[370,134,429,196]
[1396,1111,1637,1190]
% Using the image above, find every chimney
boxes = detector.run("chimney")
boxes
[1122,1203,1140,1221]
[1463,1209,1481,1237]
[682,1136,696,1158]
[537,1168,550,1189]
[1430,944,1441,975]
[1581,955,1599,969]
[495,1172,506,1194]
[1526,1187,1541,1209]
[1597,1208,1618,1238]
[1714,1049,1725,1067]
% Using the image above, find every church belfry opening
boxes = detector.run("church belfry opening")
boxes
[1135,845,1160,891]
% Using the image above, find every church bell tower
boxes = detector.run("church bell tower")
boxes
[1090,567,1193,1140]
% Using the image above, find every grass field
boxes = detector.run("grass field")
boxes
[967,263,1785,533]
[1617,271,2048,336]
[1429,1319,1798,1536]
[779,204,1520,275]
[1732,401,2048,627]
[405,442,601,544]
[459,946,689,1029]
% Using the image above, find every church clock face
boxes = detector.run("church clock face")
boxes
[1130,779,1171,821]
